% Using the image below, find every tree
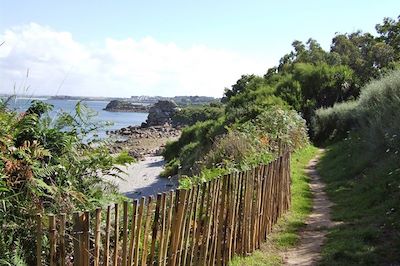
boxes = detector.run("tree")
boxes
[221,74,256,103]
[376,15,400,59]
[331,31,396,85]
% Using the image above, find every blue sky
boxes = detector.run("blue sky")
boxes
[0,1,399,97]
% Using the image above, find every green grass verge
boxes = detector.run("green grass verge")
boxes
[230,145,319,266]
[317,137,400,265]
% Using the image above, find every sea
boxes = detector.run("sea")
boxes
[5,97,148,139]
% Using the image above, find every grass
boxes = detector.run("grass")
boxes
[230,145,319,265]
[317,136,400,265]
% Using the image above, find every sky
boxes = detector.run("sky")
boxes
[0,1,399,98]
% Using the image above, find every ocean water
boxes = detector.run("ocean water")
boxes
[5,98,148,138]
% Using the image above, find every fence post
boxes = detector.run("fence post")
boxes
[73,212,82,266]
[141,196,154,266]
[36,214,42,266]
[82,211,90,266]
[128,199,138,266]
[149,194,162,264]
[94,208,102,266]
[158,193,167,266]
[59,213,66,266]
[104,206,111,266]
[113,203,120,266]
[48,214,56,266]
[133,197,145,266]
[122,201,129,266]
[169,189,188,266]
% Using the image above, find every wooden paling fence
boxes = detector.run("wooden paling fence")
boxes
[36,152,291,266]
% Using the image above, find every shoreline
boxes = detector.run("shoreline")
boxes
[109,125,181,159]
[104,156,178,199]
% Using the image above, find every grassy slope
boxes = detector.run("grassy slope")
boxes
[230,145,319,266]
[318,137,400,265]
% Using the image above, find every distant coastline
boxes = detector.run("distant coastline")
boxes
[0,94,219,105]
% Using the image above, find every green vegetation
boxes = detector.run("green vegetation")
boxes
[2,13,400,265]
[313,70,400,265]
[162,105,308,183]
[230,145,319,265]
[318,138,400,265]
[0,100,131,264]
[313,70,400,147]
[163,15,400,182]
[163,14,400,264]
[171,103,224,127]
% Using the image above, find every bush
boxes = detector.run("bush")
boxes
[171,104,224,127]
[312,69,400,152]
[202,131,255,170]
[312,101,359,144]
[357,70,400,153]
[160,158,180,177]
[238,107,309,152]
[197,107,308,180]
[162,118,226,175]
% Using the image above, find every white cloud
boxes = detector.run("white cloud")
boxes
[0,23,271,98]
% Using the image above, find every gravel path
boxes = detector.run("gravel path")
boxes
[283,150,335,266]
[105,156,178,199]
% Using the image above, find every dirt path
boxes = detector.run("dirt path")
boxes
[282,150,334,266]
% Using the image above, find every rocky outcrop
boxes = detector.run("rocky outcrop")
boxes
[104,100,150,112]
[144,100,179,126]
[108,125,181,159]
[108,125,180,139]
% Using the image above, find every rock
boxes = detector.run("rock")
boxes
[145,100,179,126]
[104,100,150,112]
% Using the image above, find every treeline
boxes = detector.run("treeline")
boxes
[164,15,400,181]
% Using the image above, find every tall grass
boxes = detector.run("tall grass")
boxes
[357,70,400,153]
[312,100,358,143]
[314,70,400,264]
[313,69,400,155]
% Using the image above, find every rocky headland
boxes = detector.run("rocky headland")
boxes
[143,100,180,127]
[109,100,181,160]
[104,100,150,112]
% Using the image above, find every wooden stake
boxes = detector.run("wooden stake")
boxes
[122,201,129,266]
[36,214,42,266]
[128,200,139,266]
[48,214,56,266]
[94,208,101,266]
[134,197,145,266]
[73,212,82,266]
[149,194,162,265]
[104,206,111,266]
[82,211,90,266]
[113,203,120,266]
[169,189,188,266]
[141,196,154,266]
[158,193,167,266]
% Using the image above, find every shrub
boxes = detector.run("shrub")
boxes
[162,118,226,175]
[357,70,400,153]
[160,158,180,177]
[171,104,224,127]
[196,107,308,180]
[312,100,359,144]
[238,107,309,152]
[312,69,400,152]
[202,131,255,170]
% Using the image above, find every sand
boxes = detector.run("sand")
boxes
[104,156,178,199]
